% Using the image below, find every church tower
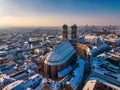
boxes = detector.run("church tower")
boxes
[62,24,68,41]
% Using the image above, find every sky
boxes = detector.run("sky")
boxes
[0,0,120,26]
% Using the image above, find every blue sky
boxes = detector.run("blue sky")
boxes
[0,0,120,26]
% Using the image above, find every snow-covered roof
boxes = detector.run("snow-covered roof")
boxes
[116,40,120,46]
[67,58,85,90]
[44,41,76,65]
[96,37,104,43]
[31,74,42,79]
[24,74,42,89]
[77,38,85,43]
[3,80,24,90]
[88,76,120,90]
[90,44,112,57]
[93,68,120,86]
[91,56,120,87]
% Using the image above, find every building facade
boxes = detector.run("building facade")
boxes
[44,41,76,80]
[62,24,68,42]
[71,24,77,49]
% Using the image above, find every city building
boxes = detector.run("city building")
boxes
[83,78,120,90]
[10,69,35,80]
[44,41,76,80]
[3,80,24,90]
[1,24,120,90]
[90,44,112,58]
[65,59,85,90]
[91,56,120,87]
[0,73,15,89]
[24,74,43,89]
[77,43,90,60]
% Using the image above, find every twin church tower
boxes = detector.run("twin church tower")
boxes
[62,24,77,48]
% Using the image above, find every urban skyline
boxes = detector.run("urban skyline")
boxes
[0,0,120,90]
